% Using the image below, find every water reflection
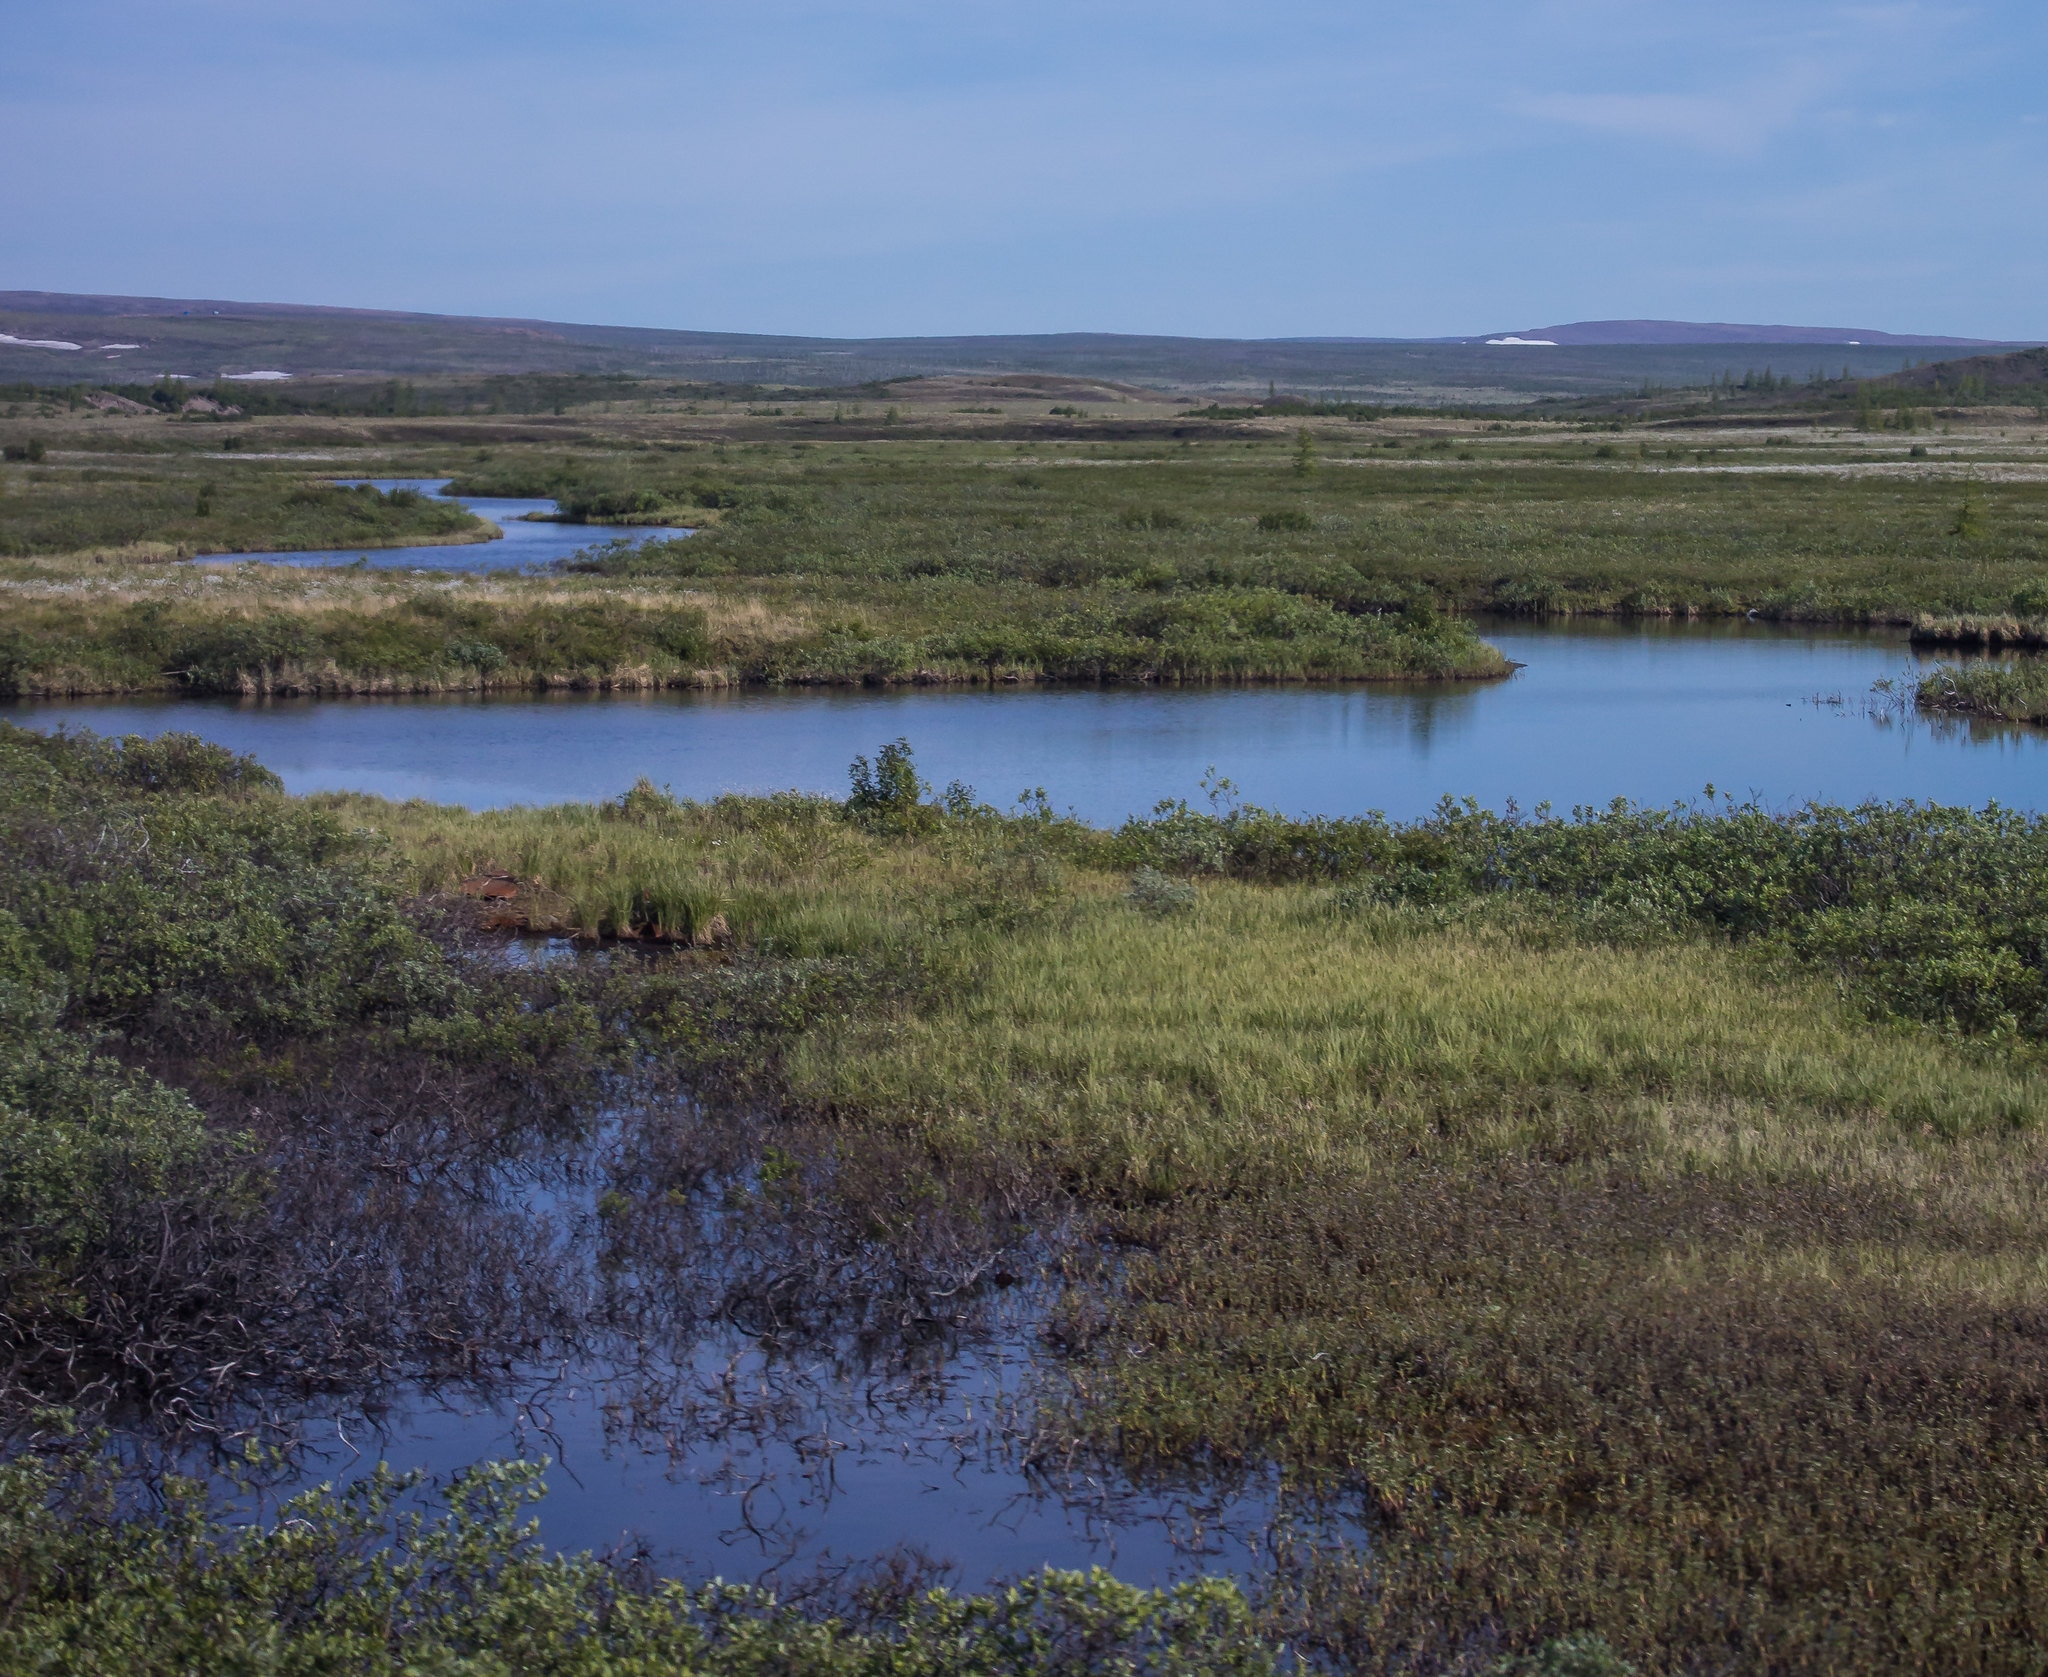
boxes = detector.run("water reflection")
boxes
[39,966,1306,1588]
[13,619,2047,822]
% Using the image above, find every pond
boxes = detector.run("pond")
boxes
[188,478,692,573]
[198,1096,1296,1594]
[14,618,2047,823]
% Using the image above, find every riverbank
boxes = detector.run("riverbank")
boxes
[1911,610,2048,649]
[0,570,1508,697]
[0,472,490,560]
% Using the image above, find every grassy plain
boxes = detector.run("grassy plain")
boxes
[5,386,2048,701]
[10,367,2048,1670]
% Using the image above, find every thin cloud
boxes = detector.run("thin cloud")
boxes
[1512,69,1833,157]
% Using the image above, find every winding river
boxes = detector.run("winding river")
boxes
[190,477,691,573]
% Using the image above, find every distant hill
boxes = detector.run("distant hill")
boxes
[0,291,2032,403]
[1877,344,2048,396]
[1473,319,2021,348]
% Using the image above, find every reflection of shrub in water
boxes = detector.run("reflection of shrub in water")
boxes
[0,1453,1278,1674]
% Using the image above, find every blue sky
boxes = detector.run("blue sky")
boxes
[5,2,2042,338]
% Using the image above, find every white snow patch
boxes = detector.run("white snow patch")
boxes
[221,370,291,381]
[1485,336,1559,346]
[0,333,82,351]
[101,342,142,350]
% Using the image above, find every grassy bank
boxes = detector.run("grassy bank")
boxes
[6,399,2048,710]
[1912,612,2048,650]
[0,567,1504,696]
[0,474,486,560]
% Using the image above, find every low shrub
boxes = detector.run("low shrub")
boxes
[1124,866,1197,915]
[1107,789,2048,1044]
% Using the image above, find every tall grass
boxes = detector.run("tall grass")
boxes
[0,475,484,560]
[0,591,713,697]
[0,574,1504,696]
[785,886,2042,1197]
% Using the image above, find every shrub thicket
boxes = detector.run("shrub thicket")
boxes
[1109,789,2048,1045]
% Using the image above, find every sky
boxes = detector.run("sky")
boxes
[4,1,2043,340]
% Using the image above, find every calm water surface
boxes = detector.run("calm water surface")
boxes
[189,478,691,573]
[15,619,2047,820]
[284,1332,1292,1592]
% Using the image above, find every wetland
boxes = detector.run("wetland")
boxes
[6,377,2048,1672]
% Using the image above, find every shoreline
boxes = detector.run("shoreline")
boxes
[0,655,1516,701]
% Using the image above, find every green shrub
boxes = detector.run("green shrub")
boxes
[1125,866,1197,915]
[1107,790,2048,1045]
[556,484,669,520]
[847,738,929,826]
[445,638,507,672]
[1255,508,1313,533]
[1489,1636,1635,1677]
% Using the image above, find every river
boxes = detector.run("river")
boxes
[12,618,2044,822]
[188,477,691,573]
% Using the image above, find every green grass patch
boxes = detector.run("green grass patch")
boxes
[0,475,483,560]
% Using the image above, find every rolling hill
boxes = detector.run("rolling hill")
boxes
[0,291,2032,403]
